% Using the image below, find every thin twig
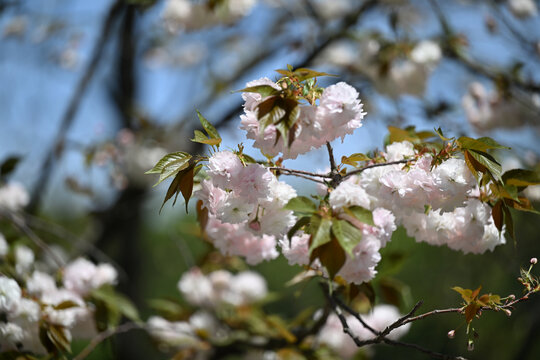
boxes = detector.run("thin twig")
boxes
[0,210,65,268]
[401,307,462,326]
[381,300,423,336]
[489,1,539,58]
[278,172,327,184]
[21,212,128,280]
[269,167,331,178]
[343,159,410,179]
[333,295,379,335]
[429,0,540,94]
[73,322,142,360]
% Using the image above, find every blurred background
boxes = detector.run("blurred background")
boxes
[1,0,540,359]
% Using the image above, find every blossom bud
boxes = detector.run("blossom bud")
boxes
[504,309,512,317]
[508,294,516,301]
[468,340,474,351]
[248,220,261,232]
[531,257,538,265]
[447,330,455,339]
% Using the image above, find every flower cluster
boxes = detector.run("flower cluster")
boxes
[350,141,505,254]
[323,39,442,99]
[163,0,256,33]
[0,182,29,211]
[147,268,267,351]
[197,150,296,264]
[177,267,267,307]
[462,82,540,132]
[240,79,366,159]
[280,207,396,284]
[0,236,118,355]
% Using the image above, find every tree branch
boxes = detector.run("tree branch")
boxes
[0,210,65,268]
[73,322,142,360]
[343,159,411,179]
[28,0,124,213]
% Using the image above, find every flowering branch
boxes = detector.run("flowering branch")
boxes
[324,288,467,359]
[324,288,468,359]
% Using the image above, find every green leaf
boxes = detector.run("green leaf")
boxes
[464,302,481,324]
[91,286,140,322]
[346,153,371,162]
[492,200,504,232]
[235,85,281,97]
[344,206,374,225]
[502,204,515,241]
[44,324,71,354]
[284,196,317,214]
[191,129,221,146]
[147,298,185,318]
[197,110,221,141]
[452,286,473,303]
[257,96,279,120]
[332,219,362,256]
[260,104,286,136]
[467,150,502,182]
[388,126,417,144]
[146,152,192,186]
[308,215,332,254]
[160,165,195,213]
[287,216,311,240]
[146,151,189,174]
[0,156,21,179]
[313,236,346,279]
[435,127,453,141]
[504,197,540,214]
[275,105,300,148]
[275,68,336,81]
[457,136,510,152]
[502,169,540,187]
[54,300,80,310]
[342,153,370,167]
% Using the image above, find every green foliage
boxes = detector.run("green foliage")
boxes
[452,285,501,324]
[308,215,332,255]
[332,219,363,256]
[274,67,336,82]
[387,126,436,145]
[0,155,21,182]
[344,206,374,226]
[90,285,140,330]
[191,110,222,147]
[145,151,192,186]
[284,196,318,215]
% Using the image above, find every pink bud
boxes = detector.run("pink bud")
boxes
[508,294,516,301]
[249,220,261,232]
[447,330,455,339]
[504,309,512,317]
[531,258,538,265]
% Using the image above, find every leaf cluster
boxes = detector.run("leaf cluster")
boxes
[285,196,373,280]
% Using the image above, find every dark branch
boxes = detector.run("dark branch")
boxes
[28,0,124,213]
[343,159,410,179]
